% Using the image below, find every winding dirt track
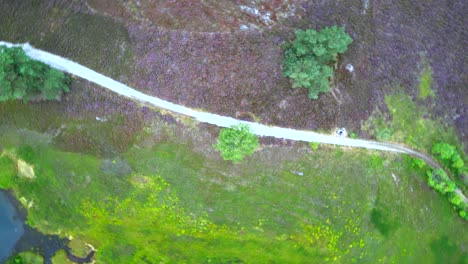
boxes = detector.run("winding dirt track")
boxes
[0,42,452,164]
[2,40,466,202]
[0,41,421,153]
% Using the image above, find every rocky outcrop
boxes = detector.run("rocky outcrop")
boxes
[16,159,35,179]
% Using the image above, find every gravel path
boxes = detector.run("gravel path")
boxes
[0,41,405,153]
[2,40,466,205]
[0,42,445,158]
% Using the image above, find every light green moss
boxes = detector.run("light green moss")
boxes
[364,91,458,151]
[418,67,436,99]
[6,252,43,264]
[51,250,73,264]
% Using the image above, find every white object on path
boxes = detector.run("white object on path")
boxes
[346,64,354,73]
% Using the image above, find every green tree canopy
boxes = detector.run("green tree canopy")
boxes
[427,168,456,194]
[432,142,466,175]
[0,45,71,102]
[432,143,456,160]
[215,124,259,163]
[283,26,352,99]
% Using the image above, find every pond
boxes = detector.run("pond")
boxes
[0,190,24,262]
[0,189,95,263]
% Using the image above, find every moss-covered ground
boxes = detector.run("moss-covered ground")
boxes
[363,89,467,193]
[1,90,467,262]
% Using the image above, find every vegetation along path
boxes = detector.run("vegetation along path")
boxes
[1,41,465,202]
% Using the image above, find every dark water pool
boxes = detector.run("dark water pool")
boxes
[0,189,95,263]
[0,190,24,262]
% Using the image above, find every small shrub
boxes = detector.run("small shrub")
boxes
[426,168,456,194]
[432,143,456,160]
[448,192,464,207]
[432,142,466,176]
[411,158,426,169]
[460,210,467,219]
[9,255,22,264]
[215,124,259,163]
[0,45,71,102]
[451,154,464,170]
[310,142,319,150]
[283,26,352,99]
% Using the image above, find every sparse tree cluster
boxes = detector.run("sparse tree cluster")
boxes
[427,142,468,220]
[432,142,465,175]
[426,168,456,194]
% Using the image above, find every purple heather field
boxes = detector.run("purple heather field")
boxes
[0,0,466,143]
